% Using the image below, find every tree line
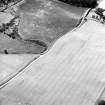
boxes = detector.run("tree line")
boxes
[58,0,98,8]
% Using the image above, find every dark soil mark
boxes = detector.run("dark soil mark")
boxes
[4,49,8,54]
[24,39,48,53]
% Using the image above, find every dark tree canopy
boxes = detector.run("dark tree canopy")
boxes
[58,0,98,8]
[0,0,15,5]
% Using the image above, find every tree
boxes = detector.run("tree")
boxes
[58,0,98,8]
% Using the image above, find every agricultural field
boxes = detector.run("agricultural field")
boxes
[0,0,87,54]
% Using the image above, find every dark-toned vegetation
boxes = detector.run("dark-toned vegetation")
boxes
[0,0,20,5]
[0,0,22,11]
[0,15,23,41]
[0,0,16,7]
[58,0,98,8]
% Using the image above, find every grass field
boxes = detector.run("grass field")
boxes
[0,0,87,54]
